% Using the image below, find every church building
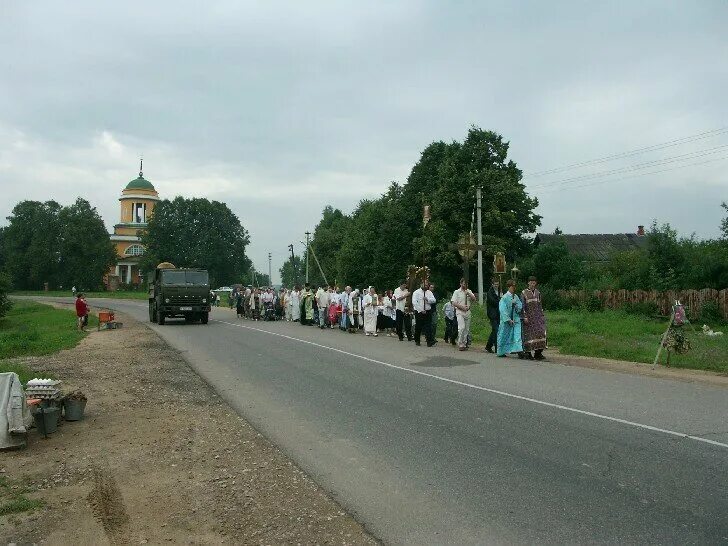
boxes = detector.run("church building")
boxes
[106,161,160,288]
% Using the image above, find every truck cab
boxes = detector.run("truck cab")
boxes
[148,263,211,325]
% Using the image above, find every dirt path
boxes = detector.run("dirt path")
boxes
[0,309,378,545]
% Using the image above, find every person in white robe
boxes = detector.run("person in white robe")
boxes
[290,286,301,322]
[284,289,292,321]
[363,286,378,336]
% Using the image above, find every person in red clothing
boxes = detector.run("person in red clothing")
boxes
[75,293,89,331]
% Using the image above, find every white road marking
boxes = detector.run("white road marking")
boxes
[215,319,728,450]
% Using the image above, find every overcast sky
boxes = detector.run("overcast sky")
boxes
[1,1,726,283]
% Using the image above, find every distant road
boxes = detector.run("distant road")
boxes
[31,297,728,544]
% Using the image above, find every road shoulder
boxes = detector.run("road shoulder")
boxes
[0,307,377,545]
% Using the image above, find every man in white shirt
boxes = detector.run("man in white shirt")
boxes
[393,281,411,341]
[412,281,436,346]
[451,278,476,351]
[316,285,330,329]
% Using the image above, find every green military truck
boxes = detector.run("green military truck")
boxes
[148,262,211,325]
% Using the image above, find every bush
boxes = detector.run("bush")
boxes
[580,294,603,312]
[622,301,660,317]
[539,285,579,311]
[699,301,723,324]
[0,273,12,318]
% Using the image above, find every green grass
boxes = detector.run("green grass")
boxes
[0,361,38,385]
[438,304,728,373]
[0,301,98,361]
[0,476,43,517]
[12,290,147,299]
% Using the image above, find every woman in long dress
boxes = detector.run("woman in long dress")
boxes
[497,280,524,358]
[235,291,244,318]
[363,286,378,336]
[381,290,396,336]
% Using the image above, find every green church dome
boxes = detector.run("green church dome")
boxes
[125,175,155,191]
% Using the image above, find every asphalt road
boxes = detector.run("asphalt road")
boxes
[44,299,728,544]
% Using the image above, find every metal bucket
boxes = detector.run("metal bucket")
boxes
[33,406,59,435]
[63,399,87,421]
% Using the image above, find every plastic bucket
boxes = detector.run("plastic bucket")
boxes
[33,406,59,435]
[63,399,87,421]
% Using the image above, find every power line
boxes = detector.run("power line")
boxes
[528,143,728,189]
[525,126,728,177]
[532,153,728,195]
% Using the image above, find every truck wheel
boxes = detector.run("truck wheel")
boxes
[201,312,209,324]
[157,311,165,325]
[149,303,155,322]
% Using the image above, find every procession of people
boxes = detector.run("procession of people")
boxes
[226,275,547,360]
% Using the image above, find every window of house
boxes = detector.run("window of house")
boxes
[124,244,145,256]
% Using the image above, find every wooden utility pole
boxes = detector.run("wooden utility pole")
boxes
[476,187,484,305]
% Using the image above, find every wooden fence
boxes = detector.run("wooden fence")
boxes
[557,288,728,319]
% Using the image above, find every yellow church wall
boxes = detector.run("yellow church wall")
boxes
[114,226,142,236]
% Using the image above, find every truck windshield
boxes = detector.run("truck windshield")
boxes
[162,270,209,285]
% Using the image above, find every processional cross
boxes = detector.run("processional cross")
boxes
[449,234,487,285]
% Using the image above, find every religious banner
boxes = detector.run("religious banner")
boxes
[493,252,506,274]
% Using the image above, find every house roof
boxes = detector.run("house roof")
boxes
[534,233,647,261]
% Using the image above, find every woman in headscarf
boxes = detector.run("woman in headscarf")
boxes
[235,289,245,318]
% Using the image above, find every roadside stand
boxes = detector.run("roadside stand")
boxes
[25,379,63,437]
[1,375,90,449]
[98,309,122,330]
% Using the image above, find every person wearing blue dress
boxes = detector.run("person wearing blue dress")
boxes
[497,279,525,358]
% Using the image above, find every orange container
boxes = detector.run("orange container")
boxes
[98,311,114,323]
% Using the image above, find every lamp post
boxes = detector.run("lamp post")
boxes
[288,244,297,286]
[305,231,311,283]
[268,253,272,287]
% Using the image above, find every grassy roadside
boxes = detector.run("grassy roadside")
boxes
[11,290,147,300]
[436,304,727,373]
[0,476,43,517]
[0,301,98,379]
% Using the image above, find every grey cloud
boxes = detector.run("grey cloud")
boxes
[1,1,727,281]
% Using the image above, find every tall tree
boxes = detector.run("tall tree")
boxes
[57,198,117,290]
[140,197,251,287]
[720,201,728,240]
[305,126,542,292]
[279,254,303,288]
[0,272,12,317]
[309,206,352,284]
[2,200,63,289]
[412,127,541,288]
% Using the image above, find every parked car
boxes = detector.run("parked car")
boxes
[214,286,233,293]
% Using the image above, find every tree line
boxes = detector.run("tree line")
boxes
[1,196,253,291]
[282,126,541,291]
[282,125,727,298]
[139,196,252,287]
[522,216,728,293]
[0,199,116,290]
